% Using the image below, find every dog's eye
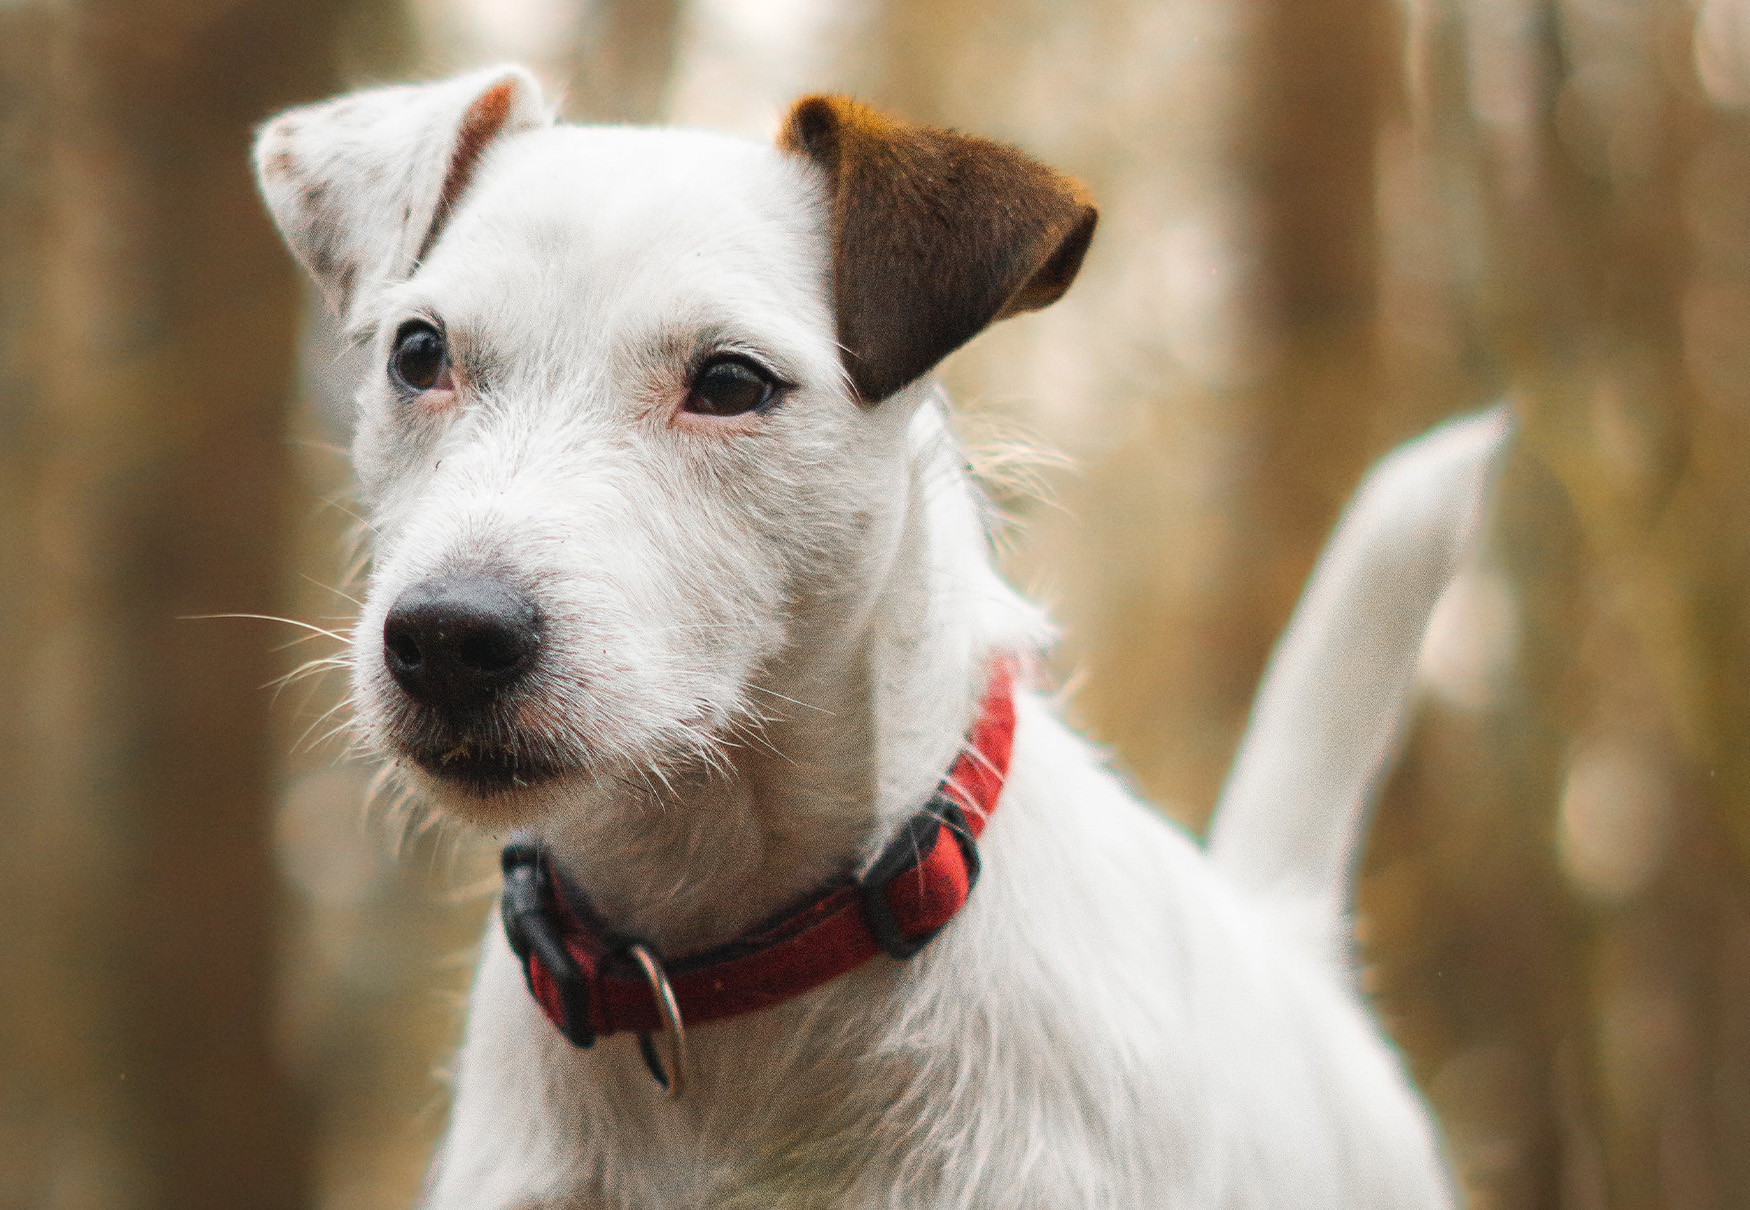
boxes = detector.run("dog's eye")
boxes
[685,355,779,417]
[390,321,453,393]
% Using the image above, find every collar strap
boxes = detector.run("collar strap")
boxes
[501,659,1017,1051]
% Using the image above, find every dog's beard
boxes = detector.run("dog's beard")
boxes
[355,661,751,825]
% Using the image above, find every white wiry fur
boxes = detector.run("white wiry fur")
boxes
[256,67,1506,1209]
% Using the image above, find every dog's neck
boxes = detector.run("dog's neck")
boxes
[534,398,1041,955]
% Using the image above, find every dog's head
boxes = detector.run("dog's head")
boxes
[256,67,1093,826]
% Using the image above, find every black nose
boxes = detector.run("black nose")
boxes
[382,577,540,709]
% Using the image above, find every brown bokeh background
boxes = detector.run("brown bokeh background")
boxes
[4,0,1750,1206]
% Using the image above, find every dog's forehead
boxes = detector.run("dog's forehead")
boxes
[416,125,830,336]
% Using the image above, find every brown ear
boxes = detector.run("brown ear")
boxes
[780,96,1097,403]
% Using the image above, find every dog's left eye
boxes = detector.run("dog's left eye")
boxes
[685,355,780,417]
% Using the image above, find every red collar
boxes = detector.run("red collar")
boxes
[501,659,1017,1074]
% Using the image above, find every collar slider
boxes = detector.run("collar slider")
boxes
[858,794,981,960]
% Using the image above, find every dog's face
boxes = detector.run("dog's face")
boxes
[331,120,873,818]
[256,67,1093,826]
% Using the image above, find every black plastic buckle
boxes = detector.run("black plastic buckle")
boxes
[501,843,596,1049]
[858,794,982,961]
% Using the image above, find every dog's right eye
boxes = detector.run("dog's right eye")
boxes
[390,321,453,393]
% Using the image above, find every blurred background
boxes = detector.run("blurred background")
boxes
[3,0,1750,1206]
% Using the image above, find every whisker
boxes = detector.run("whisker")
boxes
[262,655,350,693]
[299,572,365,608]
[295,697,358,753]
[317,495,380,536]
[746,684,835,715]
[184,613,349,643]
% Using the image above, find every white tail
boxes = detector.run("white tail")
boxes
[1207,407,1511,947]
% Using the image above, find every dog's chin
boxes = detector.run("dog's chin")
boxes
[413,745,562,791]
[399,744,586,828]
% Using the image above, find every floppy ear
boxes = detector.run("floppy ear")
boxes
[254,66,552,323]
[779,96,1097,403]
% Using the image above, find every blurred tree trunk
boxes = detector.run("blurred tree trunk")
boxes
[1353,5,1579,1208]
[0,6,97,1207]
[0,2,342,1206]
[1204,0,1400,808]
[1479,2,1750,1204]
[1361,1,1750,1207]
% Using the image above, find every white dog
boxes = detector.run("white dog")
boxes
[256,65,1505,1209]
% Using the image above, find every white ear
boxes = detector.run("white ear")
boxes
[254,65,552,323]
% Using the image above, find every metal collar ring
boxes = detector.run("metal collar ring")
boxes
[625,942,689,1098]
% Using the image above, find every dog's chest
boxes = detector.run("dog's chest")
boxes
[427,719,1454,1210]
[432,936,941,1208]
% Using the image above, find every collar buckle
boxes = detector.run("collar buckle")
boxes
[501,843,597,1049]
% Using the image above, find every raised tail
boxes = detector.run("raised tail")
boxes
[1206,406,1511,947]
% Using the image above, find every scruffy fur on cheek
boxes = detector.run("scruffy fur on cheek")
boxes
[254,66,1499,1210]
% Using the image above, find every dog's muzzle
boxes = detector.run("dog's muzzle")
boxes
[379,575,555,792]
